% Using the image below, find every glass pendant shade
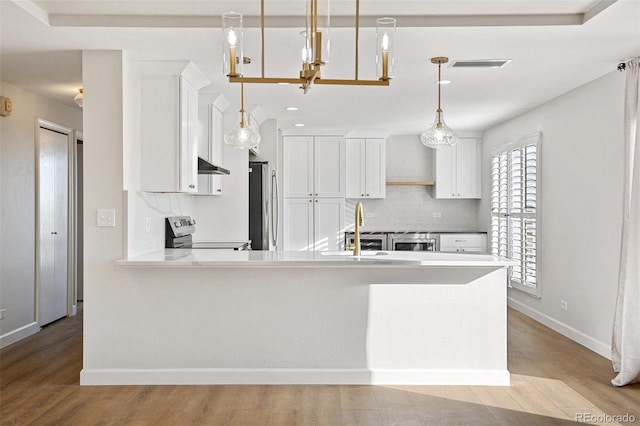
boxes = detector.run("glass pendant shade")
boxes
[222,12,243,76]
[306,0,330,64]
[420,112,458,148]
[224,114,261,149]
[376,18,396,80]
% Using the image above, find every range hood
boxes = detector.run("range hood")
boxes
[198,157,230,175]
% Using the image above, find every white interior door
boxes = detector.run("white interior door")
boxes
[38,126,69,326]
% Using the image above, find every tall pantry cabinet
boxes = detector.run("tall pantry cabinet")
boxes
[282,136,346,251]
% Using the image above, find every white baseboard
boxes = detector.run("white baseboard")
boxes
[508,297,611,360]
[80,368,510,387]
[0,322,40,349]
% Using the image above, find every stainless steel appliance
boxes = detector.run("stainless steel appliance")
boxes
[388,232,439,251]
[249,161,279,250]
[165,216,249,250]
[345,232,388,251]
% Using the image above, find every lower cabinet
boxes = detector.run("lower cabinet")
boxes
[283,197,345,251]
[439,233,487,253]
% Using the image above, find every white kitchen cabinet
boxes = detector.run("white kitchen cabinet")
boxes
[283,197,345,251]
[435,138,481,199]
[139,61,210,193]
[439,233,487,253]
[197,94,228,195]
[283,136,345,198]
[346,138,385,199]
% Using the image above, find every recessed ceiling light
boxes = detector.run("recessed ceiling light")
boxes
[436,80,452,85]
[294,123,305,127]
[277,82,290,86]
[286,107,299,111]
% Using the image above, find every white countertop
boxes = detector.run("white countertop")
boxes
[117,249,517,268]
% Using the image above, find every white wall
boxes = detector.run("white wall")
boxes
[192,114,249,242]
[479,71,625,358]
[0,81,82,347]
[351,135,478,232]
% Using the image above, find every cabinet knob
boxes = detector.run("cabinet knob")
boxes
[366,194,370,197]
[309,193,312,196]
[216,188,222,192]
[457,193,461,196]
[309,200,312,203]
[361,194,364,197]
[189,184,195,189]
[51,231,57,235]
[315,200,318,203]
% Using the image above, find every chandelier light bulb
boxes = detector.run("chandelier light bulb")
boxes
[227,29,237,47]
[381,33,389,52]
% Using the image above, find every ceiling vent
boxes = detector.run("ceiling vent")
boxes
[449,59,511,69]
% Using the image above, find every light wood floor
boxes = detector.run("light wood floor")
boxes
[1,304,638,425]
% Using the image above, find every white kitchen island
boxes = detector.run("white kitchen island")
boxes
[81,250,515,386]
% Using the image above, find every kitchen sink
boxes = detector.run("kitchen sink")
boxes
[320,251,389,256]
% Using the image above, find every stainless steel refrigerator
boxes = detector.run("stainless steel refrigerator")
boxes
[249,161,278,250]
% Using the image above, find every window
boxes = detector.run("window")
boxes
[491,133,540,296]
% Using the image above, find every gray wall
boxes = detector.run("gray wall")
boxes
[0,81,82,345]
[478,71,625,358]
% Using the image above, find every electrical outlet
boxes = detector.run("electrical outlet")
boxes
[145,217,152,233]
[433,212,442,218]
[560,300,568,311]
[97,209,116,227]
[0,309,6,320]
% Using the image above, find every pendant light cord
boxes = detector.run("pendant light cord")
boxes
[437,62,442,125]
[240,82,246,128]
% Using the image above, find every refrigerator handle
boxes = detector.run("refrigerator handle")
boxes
[271,170,279,248]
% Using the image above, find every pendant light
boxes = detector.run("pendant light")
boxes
[420,57,458,149]
[224,82,261,149]
[74,88,83,108]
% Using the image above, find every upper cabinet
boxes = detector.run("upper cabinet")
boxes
[435,138,481,199]
[139,61,210,193]
[283,136,345,198]
[345,138,386,199]
[198,94,229,195]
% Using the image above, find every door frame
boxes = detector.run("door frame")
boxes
[35,118,77,324]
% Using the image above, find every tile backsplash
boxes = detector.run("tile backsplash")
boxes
[345,187,477,232]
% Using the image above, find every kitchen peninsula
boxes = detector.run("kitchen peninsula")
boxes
[81,250,515,386]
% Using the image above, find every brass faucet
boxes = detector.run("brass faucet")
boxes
[353,202,364,256]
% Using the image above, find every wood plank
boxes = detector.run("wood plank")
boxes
[2,303,639,425]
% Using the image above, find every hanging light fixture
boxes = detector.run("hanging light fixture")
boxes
[74,88,83,108]
[421,57,458,149]
[223,0,395,93]
[222,12,244,77]
[224,82,261,149]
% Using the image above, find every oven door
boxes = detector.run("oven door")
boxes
[389,233,439,251]
[345,233,387,251]
[392,239,437,251]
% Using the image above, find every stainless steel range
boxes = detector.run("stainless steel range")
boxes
[165,216,250,250]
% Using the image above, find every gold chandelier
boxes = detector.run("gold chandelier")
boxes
[222,0,396,93]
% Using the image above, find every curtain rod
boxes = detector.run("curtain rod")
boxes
[618,57,637,71]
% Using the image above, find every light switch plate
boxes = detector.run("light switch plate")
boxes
[97,209,116,227]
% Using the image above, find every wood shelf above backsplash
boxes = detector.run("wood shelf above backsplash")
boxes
[386,181,435,186]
